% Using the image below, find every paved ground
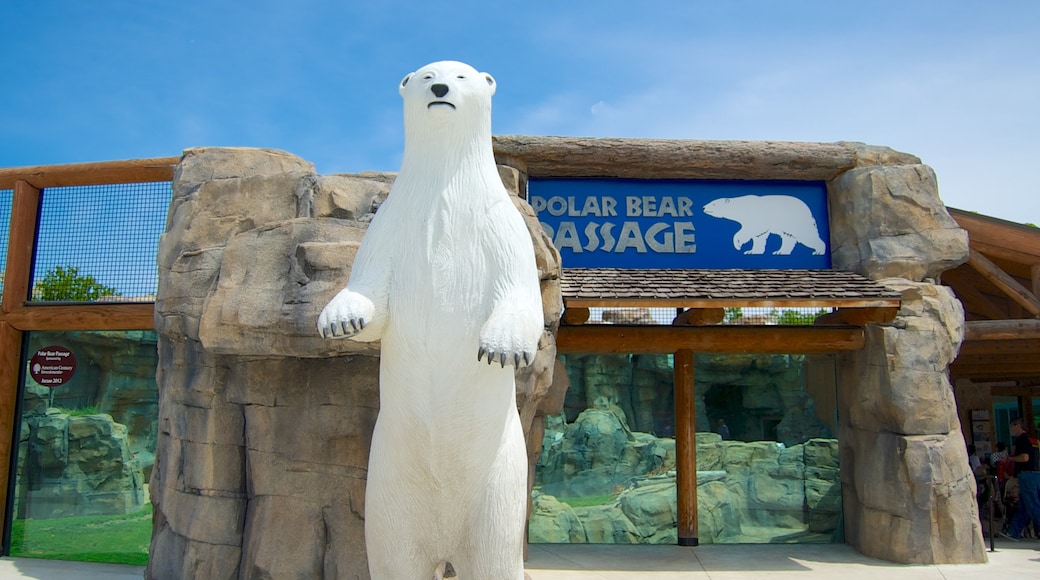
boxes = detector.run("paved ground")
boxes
[0,538,1036,579]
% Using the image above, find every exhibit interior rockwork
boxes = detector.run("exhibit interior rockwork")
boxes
[0,135,992,577]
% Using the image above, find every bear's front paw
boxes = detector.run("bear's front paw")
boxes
[478,316,538,369]
[317,290,375,340]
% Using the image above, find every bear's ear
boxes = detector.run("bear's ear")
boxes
[482,73,496,96]
[399,73,413,96]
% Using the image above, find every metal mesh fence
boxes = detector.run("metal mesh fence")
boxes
[0,189,12,297]
[30,182,171,302]
[588,306,832,326]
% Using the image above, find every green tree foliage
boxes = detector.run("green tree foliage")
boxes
[774,308,829,325]
[34,265,120,301]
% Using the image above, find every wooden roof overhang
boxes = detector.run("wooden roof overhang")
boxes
[557,268,902,355]
[945,209,1040,383]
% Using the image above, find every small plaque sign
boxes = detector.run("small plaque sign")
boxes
[29,345,77,388]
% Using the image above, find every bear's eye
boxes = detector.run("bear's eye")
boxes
[457,75,466,79]
[422,73,434,80]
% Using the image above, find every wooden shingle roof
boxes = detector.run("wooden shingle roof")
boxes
[560,268,902,309]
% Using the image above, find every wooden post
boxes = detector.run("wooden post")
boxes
[0,322,22,532]
[0,180,41,532]
[674,348,698,546]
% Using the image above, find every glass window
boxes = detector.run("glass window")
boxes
[695,353,841,544]
[531,353,677,544]
[8,330,158,565]
[992,395,1020,451]
[530,351,842,545]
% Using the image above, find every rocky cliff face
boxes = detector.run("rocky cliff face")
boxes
[147,148,561,579]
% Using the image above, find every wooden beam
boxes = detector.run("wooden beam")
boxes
[943,269,1010,320]
[1,181,41,314]
[958,339,1040,356]
[561,307,590,325]
[955,352,1040,367]
[950,208,1040,263]
[0,157,178,190]
[0,322,22,531]
[672,308,725,326]
[674,349,698,546]
[1,304,155,331]
[950,361,1040,379]
[1033,264,1040,299]
[964,319,1040,341]
[814,307,899,326]
[557,325,864,354]
[492,135,858,181]
[966,249,1040,316]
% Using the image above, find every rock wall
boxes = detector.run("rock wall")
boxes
[827,153,984,563]
[147,148,561,579]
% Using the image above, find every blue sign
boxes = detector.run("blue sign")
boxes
[528,178,830,269]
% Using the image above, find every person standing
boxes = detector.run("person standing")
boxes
[1005,418,1040,540]
[715,418,730,440]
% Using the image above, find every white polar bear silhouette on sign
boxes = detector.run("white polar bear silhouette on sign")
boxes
[702,194,827,256]
[317,61,542,580]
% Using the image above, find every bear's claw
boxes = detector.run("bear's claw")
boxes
[477,347,535,368]
[319,316,365,340]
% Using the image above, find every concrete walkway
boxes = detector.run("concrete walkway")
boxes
[0,539,1037,579]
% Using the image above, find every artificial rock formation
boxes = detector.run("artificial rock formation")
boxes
[147,147,561,579]
[827,154,983,564]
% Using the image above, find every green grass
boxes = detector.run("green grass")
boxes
[557,494,615,508]
[9,505,152,565]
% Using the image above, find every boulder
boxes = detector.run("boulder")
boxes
[17,410,145,518]
[528,493,585,543]
[828,161,969,281]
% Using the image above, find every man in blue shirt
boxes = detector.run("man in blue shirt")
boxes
[1006,418,1040,540]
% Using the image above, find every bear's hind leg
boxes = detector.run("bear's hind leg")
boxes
[366,529,440,580]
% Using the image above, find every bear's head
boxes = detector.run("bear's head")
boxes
[399,61,496,144]
[702,197,731,218]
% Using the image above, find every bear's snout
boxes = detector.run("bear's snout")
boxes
[431,83,449,98]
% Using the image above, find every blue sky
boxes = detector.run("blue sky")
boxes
[2,1,1038,224]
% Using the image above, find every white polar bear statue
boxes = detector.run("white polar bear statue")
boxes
[702,194,827,255]
[317,61,542,580]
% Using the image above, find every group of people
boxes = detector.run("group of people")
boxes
[976,418,1040,541]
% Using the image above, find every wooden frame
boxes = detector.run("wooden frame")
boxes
[0,158,175,538]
